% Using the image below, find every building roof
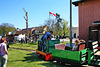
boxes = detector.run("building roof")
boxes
[22,27,33,31]
[22,26,47,31]
[72,0,87,6]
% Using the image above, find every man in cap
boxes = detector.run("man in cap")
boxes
[39,31,53,52]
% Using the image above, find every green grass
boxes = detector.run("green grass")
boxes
[9,43,37,51]
[7,43,66,67]
[60,41,69,44]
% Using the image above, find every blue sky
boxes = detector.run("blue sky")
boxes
[0,0,78,29]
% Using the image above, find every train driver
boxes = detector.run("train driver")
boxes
[39,31,53,52]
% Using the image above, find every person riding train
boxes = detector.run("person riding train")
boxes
[39,31,53,52]
[72,39,86,51]
[72,39,80,51]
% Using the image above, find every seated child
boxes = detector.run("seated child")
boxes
[51,35,55,40]
[72,39,80,51]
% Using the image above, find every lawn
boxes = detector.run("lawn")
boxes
[7,42,67,67]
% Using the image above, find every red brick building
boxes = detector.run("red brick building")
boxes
[73,0,100,41]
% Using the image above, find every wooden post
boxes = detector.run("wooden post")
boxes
[23,8,29,37]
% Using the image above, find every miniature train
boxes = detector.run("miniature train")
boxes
[36,21,100,66]
[36,39,87,65]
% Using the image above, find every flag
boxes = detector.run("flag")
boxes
[49,12,56,16]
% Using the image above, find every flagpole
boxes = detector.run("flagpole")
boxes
[49,12,50,23]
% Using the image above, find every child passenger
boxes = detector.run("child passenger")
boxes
[72,39,80,51]
[51,35,55,40]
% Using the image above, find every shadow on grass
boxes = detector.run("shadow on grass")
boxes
[8,43,23,45]
[22,52,70,67]
[22,52,44,62]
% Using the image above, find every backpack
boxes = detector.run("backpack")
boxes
[0,43,5,56]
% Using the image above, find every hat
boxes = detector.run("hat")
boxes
[50,31,53,33]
